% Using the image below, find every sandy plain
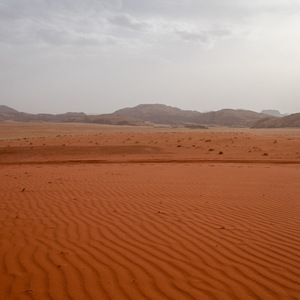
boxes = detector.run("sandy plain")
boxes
[0,122,300,300]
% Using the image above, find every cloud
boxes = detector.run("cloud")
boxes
[1,0,299,57]
[123,0,300,17]
[0,1,229,50]
[0,1,116,47]
[175,28,231,45]
[108,13,149,31]
[2,0,298,51]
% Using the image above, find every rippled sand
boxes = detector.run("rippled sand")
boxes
[1,123,300,299]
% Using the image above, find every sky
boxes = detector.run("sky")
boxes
[1,0,300,115]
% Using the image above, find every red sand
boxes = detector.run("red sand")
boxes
[0,123,300,299]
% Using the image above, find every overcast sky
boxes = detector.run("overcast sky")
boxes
[1,0,300,114]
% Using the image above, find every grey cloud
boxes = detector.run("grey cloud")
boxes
[1,1,222,49]
[15,25,129,48]
[147,20,233,46]
[0,0,117,16]
[109,13,149,31]
[123,0,300,17]
[43,0,123,13]
[175,28,231,45]
[0,0,145,49]
[102,0,123,10]
[0,1,110,47]
[2,0,297,50]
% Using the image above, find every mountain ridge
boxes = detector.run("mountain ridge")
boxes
[1,104,298,127]
[251,113,300,128]
[115,104,270,126]
[0,105,146,126]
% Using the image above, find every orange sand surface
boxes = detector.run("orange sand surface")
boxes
[0,123,300,299]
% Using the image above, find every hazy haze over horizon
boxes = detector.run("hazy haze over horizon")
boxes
[1,0,299,115]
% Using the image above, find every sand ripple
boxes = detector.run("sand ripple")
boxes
[1,162,300,299]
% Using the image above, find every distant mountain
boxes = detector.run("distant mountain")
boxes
[115,104,201,124]
[87,113,146,126]
[0,105,19,114]
[260,110,285,117]
[115,104,268,127]
[0,106,146,126]
[194,109,268,127]
[2,104,297,128]
[0,105,20,121]
[251,113,300,128]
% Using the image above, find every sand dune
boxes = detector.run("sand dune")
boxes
[0,125,300,299]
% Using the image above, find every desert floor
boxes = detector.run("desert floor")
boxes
[0,122,300,300]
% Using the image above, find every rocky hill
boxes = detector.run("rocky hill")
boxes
[251,113,300,128]
[116,104,268,126]
[115,104,201,124]
[194,109,268,127]
[260,110,285,117]
[0,105,146,126]
[2,104,295,127]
